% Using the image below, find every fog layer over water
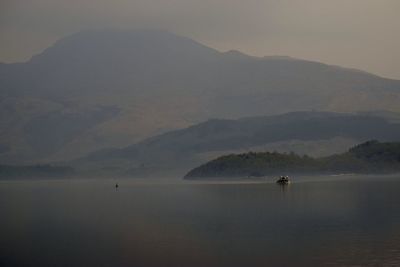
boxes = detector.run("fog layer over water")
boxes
[1,175,400,266]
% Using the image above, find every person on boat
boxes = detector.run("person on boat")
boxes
[277,175,290,184]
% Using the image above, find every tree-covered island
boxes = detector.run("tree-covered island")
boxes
[184,141,400,179]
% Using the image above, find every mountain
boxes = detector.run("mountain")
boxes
[184,141,400,179]
[76,111,400,177]
[1,30,400,164]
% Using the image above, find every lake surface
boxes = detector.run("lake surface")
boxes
[1,175,400,267]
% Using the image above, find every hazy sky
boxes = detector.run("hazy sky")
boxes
[1,0,399,79]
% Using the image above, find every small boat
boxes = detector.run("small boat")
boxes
[276,176,290,185]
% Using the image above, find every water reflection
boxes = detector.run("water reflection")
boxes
[278,182,290,194]
[0,176,400,267]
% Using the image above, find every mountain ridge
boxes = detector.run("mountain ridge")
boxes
[74,111,400,177]
[1,29,400,164]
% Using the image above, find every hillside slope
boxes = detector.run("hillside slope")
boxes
[1,30,400,163]
[77,112,400,177]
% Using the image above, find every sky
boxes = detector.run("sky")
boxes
[1,0,399,79]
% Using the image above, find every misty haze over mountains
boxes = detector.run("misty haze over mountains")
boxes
[0,29,400,165]
[3,2,400,267]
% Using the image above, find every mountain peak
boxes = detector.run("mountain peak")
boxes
[30,29,219,65]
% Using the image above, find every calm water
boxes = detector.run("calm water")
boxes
[1,175,400,267]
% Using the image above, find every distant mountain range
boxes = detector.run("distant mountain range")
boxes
[184,141,400,179]
[1,30,400,164]
[75,111,400,177]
